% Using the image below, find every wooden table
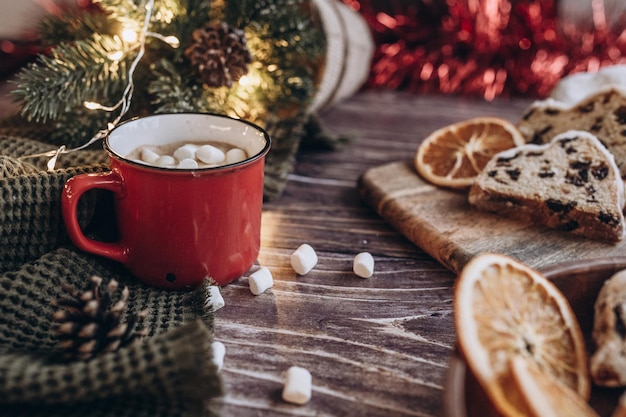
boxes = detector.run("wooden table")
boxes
[0,83,534,416]
[211,90,533,416]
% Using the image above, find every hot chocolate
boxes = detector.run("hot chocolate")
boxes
[127,140,248,169]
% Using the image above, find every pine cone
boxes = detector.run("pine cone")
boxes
[184,21,253,88]
[52,276,148,361]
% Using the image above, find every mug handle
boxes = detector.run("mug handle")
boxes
[61,171,128,265]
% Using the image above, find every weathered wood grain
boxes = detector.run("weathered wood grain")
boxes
[210,90,535,416]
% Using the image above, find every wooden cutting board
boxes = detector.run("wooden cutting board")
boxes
[358,160,626,274]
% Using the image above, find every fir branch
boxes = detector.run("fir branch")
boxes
[148,59,210,113]
[221,0,288,28]
[11,0,326,149]
[12,35,131,122]
[217,0,325,113]
[238,2,324,111]
[222,0,320,37]
[93,0,144,28]
[37,8,121,46]
[169,0,212,57]
[95,0,194,36]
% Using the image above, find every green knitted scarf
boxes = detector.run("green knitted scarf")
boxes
[0,133,223,417]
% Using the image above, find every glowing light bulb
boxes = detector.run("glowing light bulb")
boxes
[164,36,180,48]
[122,29,138,43]
[146,32,180,48]
[239,71,262,87]
[84,101,100,110]
[238,75,250,86]
[108,50,124,61]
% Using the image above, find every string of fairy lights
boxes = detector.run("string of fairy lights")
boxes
[20,0,179,169]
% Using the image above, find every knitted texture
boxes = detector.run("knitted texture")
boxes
[0,164,112,272]
[0,155,39,177]
[0,134,110,170]
[0,135,223,416]
[0,247,222,417]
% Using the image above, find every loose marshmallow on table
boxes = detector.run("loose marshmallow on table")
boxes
[196,144,226,164]
[353,252,374,278]
[282,366,312,405]
[248,267,273,295]
[211,341,226,371]
[205,285,225,311]
[290,244,318,275]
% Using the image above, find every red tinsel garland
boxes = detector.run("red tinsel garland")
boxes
[345,0,626,99]
[3,0,625,100]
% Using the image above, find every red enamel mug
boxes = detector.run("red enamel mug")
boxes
[62,113,271,290]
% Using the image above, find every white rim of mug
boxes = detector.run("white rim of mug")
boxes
[104,112,272,172]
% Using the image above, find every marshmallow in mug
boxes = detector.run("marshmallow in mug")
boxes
[129,140,249,169]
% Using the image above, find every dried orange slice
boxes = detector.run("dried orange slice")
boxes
[509,355,598,417]
[454,253,589,417]
[415,117,525,189]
